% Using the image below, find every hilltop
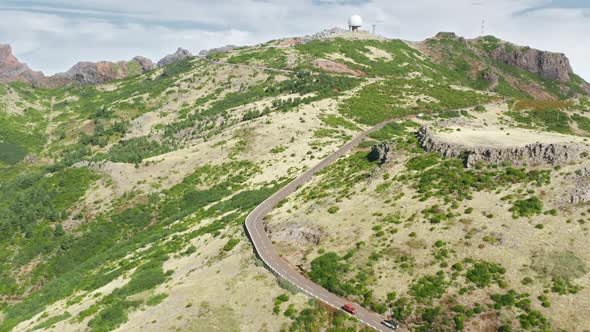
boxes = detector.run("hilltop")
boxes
[0,29,589,332]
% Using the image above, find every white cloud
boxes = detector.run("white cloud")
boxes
[0,0,588,80]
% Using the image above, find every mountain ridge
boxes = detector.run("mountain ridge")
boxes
[0,45,192,87]
[1,31,588,95]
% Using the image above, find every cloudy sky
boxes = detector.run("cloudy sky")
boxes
[0,0,588,79]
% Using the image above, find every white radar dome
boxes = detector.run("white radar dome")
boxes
[348,15,363,28]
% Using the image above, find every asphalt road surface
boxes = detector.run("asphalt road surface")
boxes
[245,119,409,332]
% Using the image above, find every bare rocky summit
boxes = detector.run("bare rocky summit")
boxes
[198,45,237,57]
[417,125,586,167]
[157,47,192,67]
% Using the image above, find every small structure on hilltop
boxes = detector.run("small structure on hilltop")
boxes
[348,15,362,32]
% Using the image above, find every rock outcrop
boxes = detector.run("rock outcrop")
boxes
[265,222,322,246]
[490,44,573,83]
[0,44,44,84]
[368,143,393,164]
[417,126,585,167]
[157,48,192,67]
[568,166,590,204]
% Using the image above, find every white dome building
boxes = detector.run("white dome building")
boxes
[348,15,362,31]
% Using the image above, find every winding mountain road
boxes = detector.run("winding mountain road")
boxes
[245,119,410,332]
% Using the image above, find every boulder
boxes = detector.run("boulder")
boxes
[368,143,393,164]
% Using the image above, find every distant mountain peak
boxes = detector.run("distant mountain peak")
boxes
[0,43,45,84]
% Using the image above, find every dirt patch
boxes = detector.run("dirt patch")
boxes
[531,250,588,281]
[314,59,366,77]
[363,46,392,61]
[266,221,323,246]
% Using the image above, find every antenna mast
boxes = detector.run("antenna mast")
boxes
[472,2,486,36]
[372,19,384,35]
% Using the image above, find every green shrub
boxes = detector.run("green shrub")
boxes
[146,293,168,306]
[327,206,339,214]
[510,196,544,218]
[0,142,27,165]
[104,137,173,164]
[31,312,71,330]
[410,272,447,303]
[465,261,506,288]
[309,253,349,296]
[551,278,580,295]
[276,294,289,302]
[223,238,240,252]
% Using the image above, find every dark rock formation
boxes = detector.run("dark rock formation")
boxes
[0,44,44,84]
[417,126,586,168]
[490,45,573,83]
[157,48,192,67]
[368,143,392,164]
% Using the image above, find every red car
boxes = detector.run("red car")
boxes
[342,303,357,314]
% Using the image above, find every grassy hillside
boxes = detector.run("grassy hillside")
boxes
[1,31,589,332]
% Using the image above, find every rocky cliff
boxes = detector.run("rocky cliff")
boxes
[417,126,586,167]
[0,44,45,84]
[490,44,573,83]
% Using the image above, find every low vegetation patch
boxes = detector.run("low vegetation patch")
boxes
[101,137,173,164]
[400,153,551,205]
[510,196,544,218]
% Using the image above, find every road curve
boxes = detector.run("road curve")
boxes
[245,119,409,332]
